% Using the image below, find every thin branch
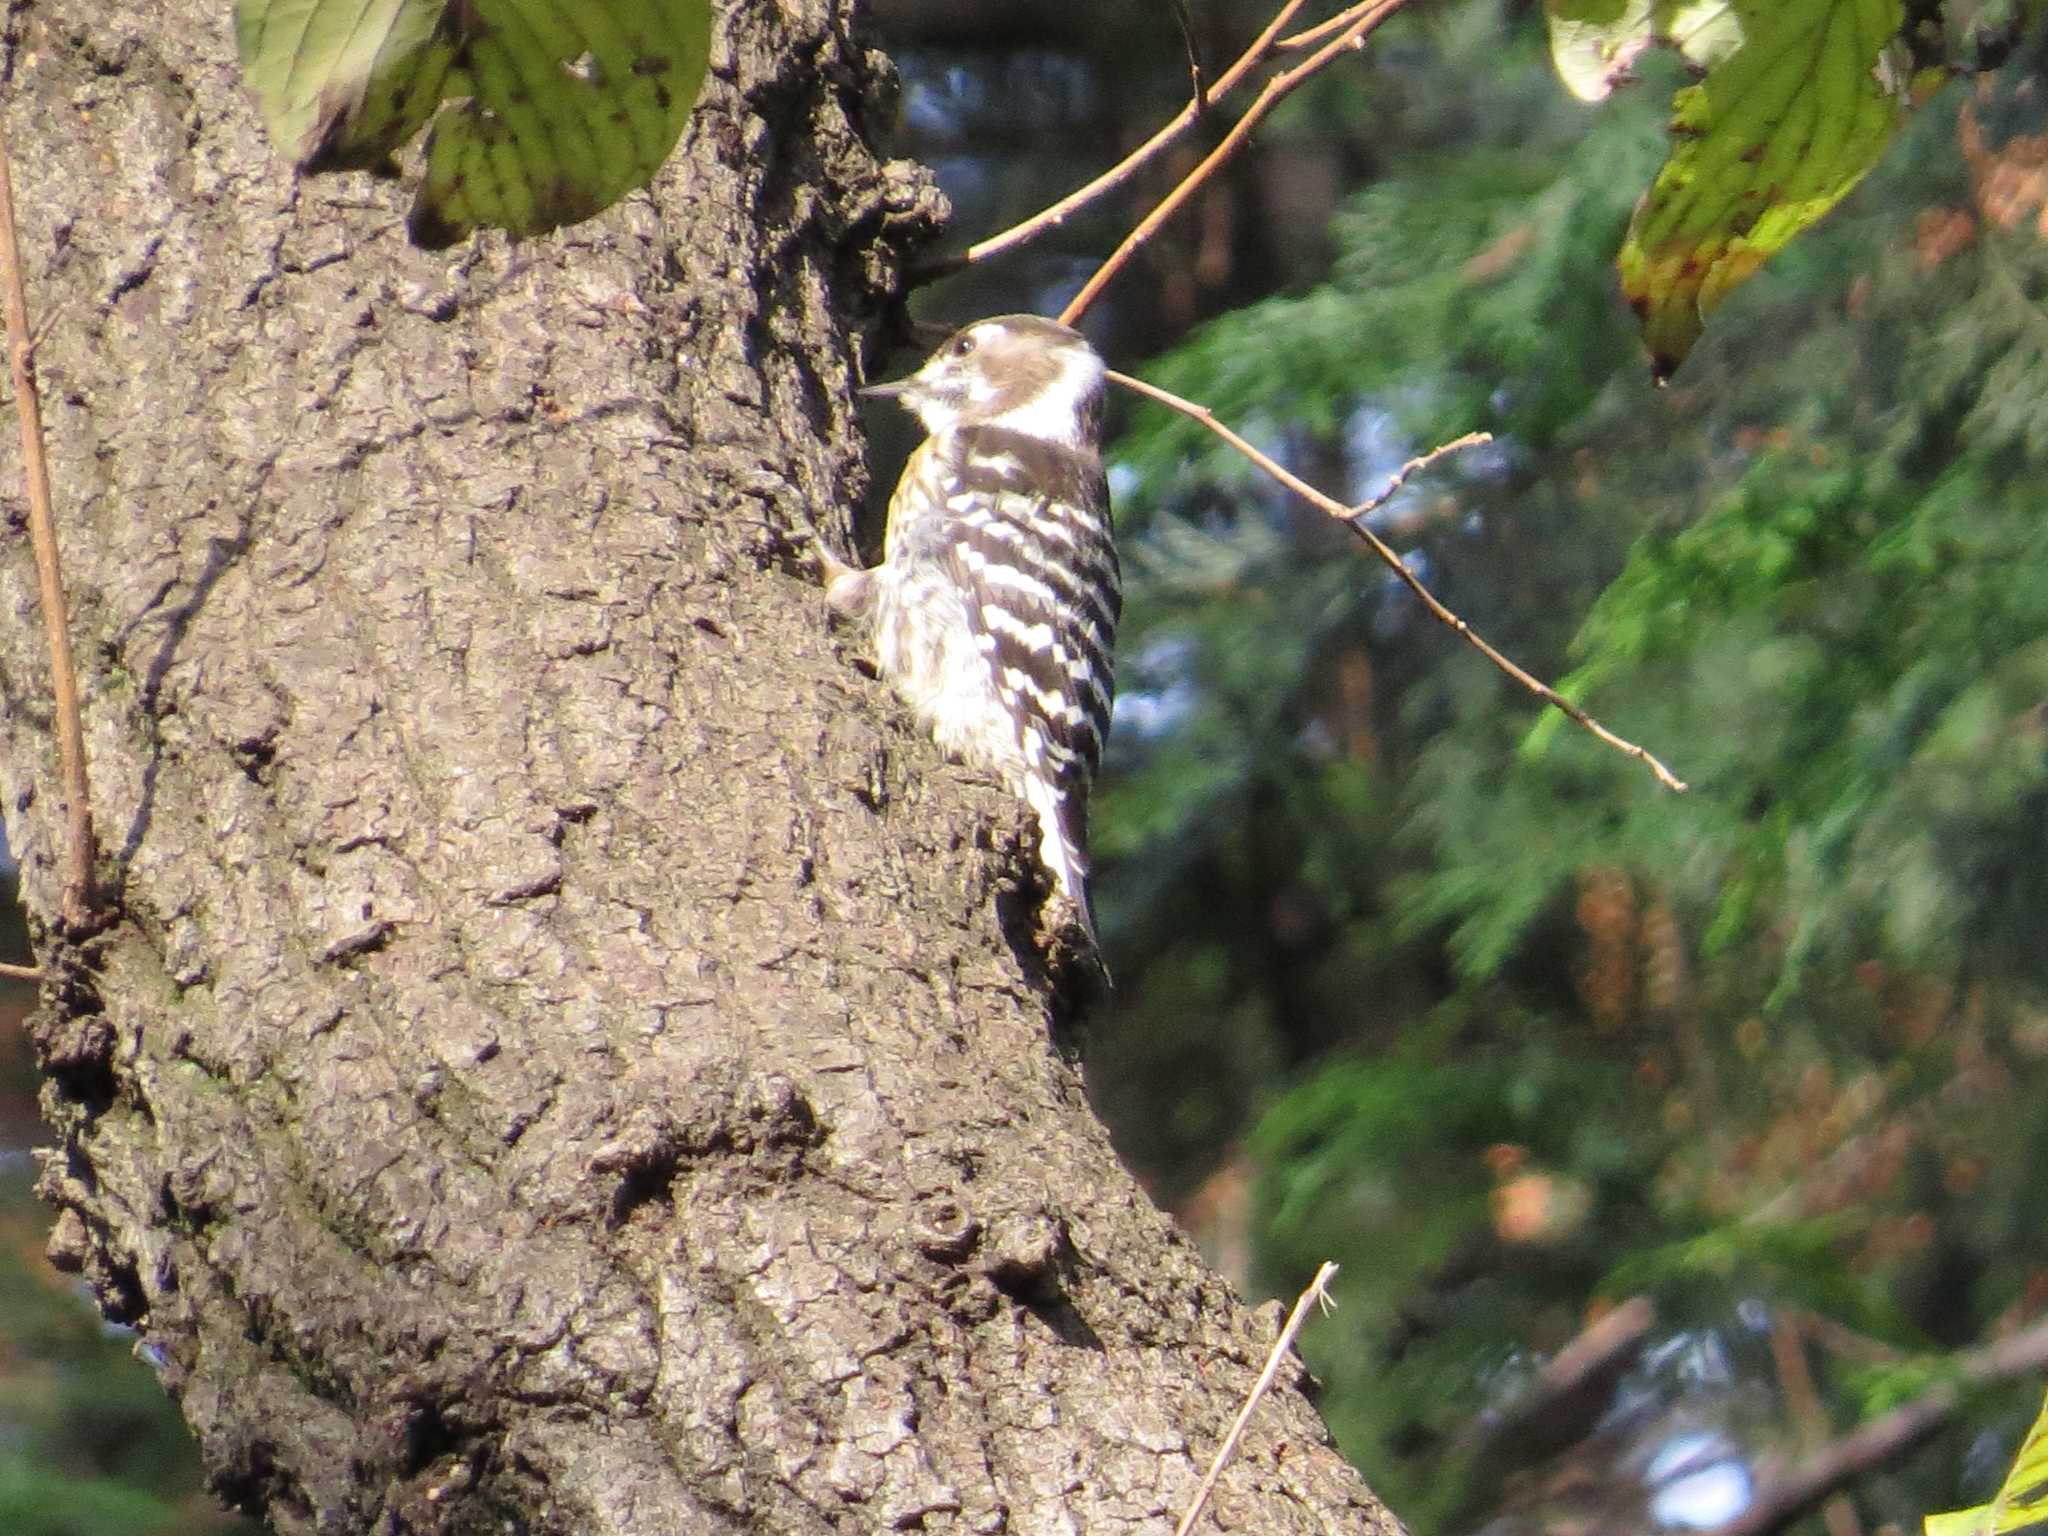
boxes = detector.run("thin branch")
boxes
[1175,1262,1339,1536]
[1107,369,1689,792]
[1355,433,1493,515]
[26,296,66,359]
[964,0,1314,268]
[1708,1316,2048,1536]
[1454,1296,1656,1467]
[1060,0,1409,326]
[1792,1309,1906,1367]
[1166,0,1208,113]
[0,121,98,928]
[1278,0,1390,50]
[1770,1316,1864,1536]
[1713,1394,1956,1536]
[0,960,40,982]
[0,302,67,411]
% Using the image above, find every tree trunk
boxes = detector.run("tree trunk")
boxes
[0,4,1395,1533]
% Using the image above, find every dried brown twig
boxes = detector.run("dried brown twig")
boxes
[1278,2,1388,50]
[1108,369,1689,793]
[916,2,1684,788]
[0,121,99,928]
[967,0,1410,279]
[1175,1261,1339,1536]
[964,1,1315,269]
[1061,0,1408,326]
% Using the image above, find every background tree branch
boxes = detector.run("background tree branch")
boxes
[1704,1320,2048,1536]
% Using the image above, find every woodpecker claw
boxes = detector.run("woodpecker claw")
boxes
[783,510,854,582]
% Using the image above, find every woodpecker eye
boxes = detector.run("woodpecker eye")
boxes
[947,332,978,358]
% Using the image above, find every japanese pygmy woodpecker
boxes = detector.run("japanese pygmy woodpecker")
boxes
[822,315,1121,943]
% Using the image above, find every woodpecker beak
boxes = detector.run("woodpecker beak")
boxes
[859,379,912,400]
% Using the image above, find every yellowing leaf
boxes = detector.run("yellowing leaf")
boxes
[1926,1389,2048,1536]
[1618,0,1906,379]
[234,0,712,248]
[1545,0,1744,104]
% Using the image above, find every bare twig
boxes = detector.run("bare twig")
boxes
[0,121,98,927]
[1060,0,1409,326]
[26,296,66,359]
[1176,1262,1339,1536]
[965,0,1314,268]
[1107,369,1689,792]
[1166,0,1208,113]
[1354,434,1494,515]
[1279,0,1389,51]
[0,960,40,982]
[1707,1316,2048,1536]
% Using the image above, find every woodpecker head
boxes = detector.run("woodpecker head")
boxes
[864,315,1106,449]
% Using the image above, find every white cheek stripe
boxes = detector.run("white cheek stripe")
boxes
[983,347,1104,448]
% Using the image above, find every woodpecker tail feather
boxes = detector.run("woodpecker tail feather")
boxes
[1023,775,1097,944]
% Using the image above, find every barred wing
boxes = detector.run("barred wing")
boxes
[943,426,1120,792]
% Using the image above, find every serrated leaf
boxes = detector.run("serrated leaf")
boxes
[234,0,712,248]
[1925,1391,2048,1536]
[1618,0,1906,379]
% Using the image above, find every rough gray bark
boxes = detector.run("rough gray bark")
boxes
[0,3,1398,1534]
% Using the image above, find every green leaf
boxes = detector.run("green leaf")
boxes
[1544,0,1745,103]
[1926,1390,2048,1536]
[234,0,712,247]
[1617,0,1907,378]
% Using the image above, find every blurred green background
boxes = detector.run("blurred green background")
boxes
[12,2,2048,1532]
